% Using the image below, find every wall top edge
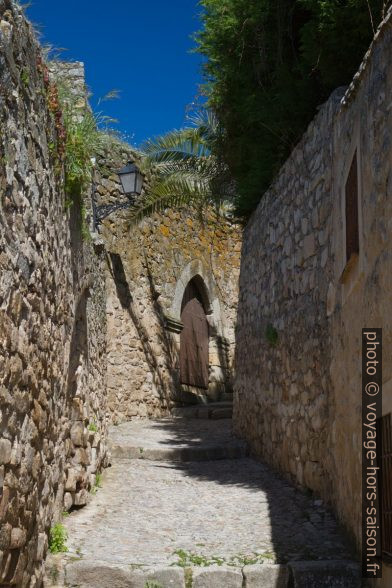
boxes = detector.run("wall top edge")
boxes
[341,6,392,107]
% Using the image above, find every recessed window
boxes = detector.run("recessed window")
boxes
[345,150,360,263]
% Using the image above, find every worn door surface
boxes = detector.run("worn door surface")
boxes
[180,280,209,389]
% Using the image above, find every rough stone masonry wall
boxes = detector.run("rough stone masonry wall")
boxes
[328,14,392,550]
[234,90,341,499]
[234,9,392,550]
[0,3,108,585]
[94,148,242,421]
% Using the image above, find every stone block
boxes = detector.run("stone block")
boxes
[0,523,11,550]
[283,236,292,255]
[65,468,79,492]
[289,560,361,587]
[210,407,233,420]
[44,554,66,587]
[66,560,135,588]
[0,487,10,519]
[10,527,26,548]
[192,566,243,588]
[73,447,91,466]
[144,566,185,587]
[63,492,73,511]
[0,439,12,465]
[320,247,328,268]
[36,533,47,562]
[303,234,316,259]
[243,564,289,587]
[70,422,86,447]
[74,489,89,506]
[312,208,319,229]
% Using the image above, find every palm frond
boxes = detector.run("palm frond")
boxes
[131,108,235,223]
[142,128,211,161]
[127,174,211,225]
[140,153,219,179]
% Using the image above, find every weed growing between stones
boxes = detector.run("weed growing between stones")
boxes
[144,582,164,588]
[232,552,275,565]
[88,421,98,433]
[20,68,29,87]
[265,323,279,347]
[90,473,103,495]
[48,564,59,584]
[184,568,193,588]
[80,202,91,242]
[64,197,74,211]
[171,548,275,568]
[55,80,106,195]
[49,523,68,554]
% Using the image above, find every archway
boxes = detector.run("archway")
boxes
[165,260,232,402]
[180,278,209,390]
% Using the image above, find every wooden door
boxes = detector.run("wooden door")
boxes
[345,150,359,262]
[180,280,209,389]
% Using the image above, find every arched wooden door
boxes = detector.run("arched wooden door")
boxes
[180,279,209,389]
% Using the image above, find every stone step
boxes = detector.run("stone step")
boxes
[46,558,361,588]
[110,441,247,462]
[221,391,234,401]
[210,407,233,419]
[171,401,233,420]
[108,418,247,462]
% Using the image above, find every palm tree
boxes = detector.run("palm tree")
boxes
[127,109,235,224]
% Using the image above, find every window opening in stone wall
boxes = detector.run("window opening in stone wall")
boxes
[345,150,360,263]
[180,278,209,389]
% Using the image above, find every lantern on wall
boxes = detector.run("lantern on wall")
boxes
[117,162,144,198]
[92,161,145,230]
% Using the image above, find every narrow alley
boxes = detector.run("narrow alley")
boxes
[46,417,360,587]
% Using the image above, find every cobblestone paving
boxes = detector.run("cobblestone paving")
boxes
[109,418,243,451]
[64,420,355,569]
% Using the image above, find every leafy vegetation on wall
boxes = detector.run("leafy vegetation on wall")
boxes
[128,110,233,224]
[195,0,388,217]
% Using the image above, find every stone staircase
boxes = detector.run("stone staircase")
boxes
[109,415,246,462]
[171,400,233,421]
[45,418,361,588]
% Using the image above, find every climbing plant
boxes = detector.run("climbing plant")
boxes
[40,62,128,237]
[195,0,388,217]
[56,82,116,197]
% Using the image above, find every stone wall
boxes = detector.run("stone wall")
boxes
[328,14,392,553]
[94,146,242,421]
[234,9,392,552]
[234,90,340,499]
[0,2,108,585]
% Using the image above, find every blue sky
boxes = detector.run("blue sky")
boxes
[26,0,204,146]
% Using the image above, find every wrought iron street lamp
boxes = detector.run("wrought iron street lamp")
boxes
[92,161,144,229]
[117,162,144,198]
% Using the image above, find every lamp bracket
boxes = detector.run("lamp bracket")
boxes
[95,200,134,225]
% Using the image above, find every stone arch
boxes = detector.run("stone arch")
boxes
[167,260,231,401]
[180,278,210,389]
[168,259,226,339]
